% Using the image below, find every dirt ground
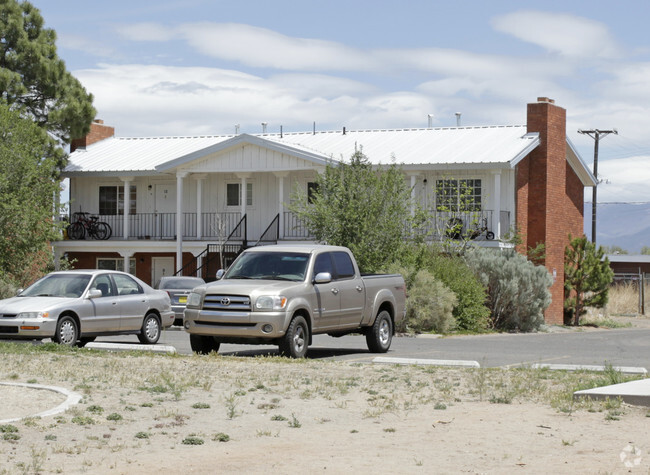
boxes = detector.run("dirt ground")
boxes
[1,316,650,474]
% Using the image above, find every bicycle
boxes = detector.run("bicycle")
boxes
[67,212,112,240]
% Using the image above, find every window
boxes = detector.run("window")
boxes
[307,182,319,204]
[332,252,355,279]
[99,185,136,215]
[97,258,136,274]
[113,273,143,295]
[90,274,115,297]
[314,253,333,276]
[226,183,253,207]
[435,179,481,212]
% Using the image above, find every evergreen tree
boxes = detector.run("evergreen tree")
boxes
[564,234,614,326]
[0,0,95,170]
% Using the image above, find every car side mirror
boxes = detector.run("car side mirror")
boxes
[216,269,225,280]
[16,288,23,296]
[88,289,102,299]
[314,272,332,284]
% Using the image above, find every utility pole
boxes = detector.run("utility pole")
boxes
[577,128,617,244]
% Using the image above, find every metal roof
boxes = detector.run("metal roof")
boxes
[63,125,592,184]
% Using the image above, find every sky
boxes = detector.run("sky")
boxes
[32,0,650,203]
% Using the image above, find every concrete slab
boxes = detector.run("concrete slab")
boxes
[373,356,480,368]
[531,363,647,375]
[86,342,177,354]
[574,378,650,407]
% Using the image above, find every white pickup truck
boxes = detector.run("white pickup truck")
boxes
[183,244,406,357]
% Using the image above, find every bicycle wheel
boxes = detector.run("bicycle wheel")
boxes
[94,222,112,240]
[67,222,85,240]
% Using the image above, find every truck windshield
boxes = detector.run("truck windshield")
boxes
[225,252,309,282]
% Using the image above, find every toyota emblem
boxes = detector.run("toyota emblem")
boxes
[221,297,231,306]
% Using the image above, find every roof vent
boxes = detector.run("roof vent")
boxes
[261,122,268,134]
[537,97,555,104]
[427,114,434,129]
[455,112,462,126]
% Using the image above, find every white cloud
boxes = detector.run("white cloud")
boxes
[115,22,176,42]
[491,10,620,58]
[597,156,650,202]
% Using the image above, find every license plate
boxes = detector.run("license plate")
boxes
[178,296,187,304]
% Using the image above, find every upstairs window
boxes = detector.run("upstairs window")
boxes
[435,179,481,212]
[226,182,253,207]
[99,185,136,215]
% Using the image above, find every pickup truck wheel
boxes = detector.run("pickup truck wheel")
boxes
[190,334,221,354]
[279,316,309,358]
[366,310,393,353]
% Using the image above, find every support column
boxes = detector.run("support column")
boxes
[274,172,289,240]
[120,176,134,239]
[407,173,419,216]
[194,174,207,240]
[176,171,188,273]
[119,250,134,274]
[492,171,501,238]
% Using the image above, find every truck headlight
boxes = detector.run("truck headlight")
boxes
[255,295,287,311]
[187,292,202,307]
[17,311,49,319]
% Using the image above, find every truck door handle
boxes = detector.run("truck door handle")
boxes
[331,288,339,295]
[356,286,363,292]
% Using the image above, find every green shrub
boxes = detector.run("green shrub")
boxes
[422,250,491,332]
[0,276,17,300]
[466,248,552,331]
[405,269,457,333]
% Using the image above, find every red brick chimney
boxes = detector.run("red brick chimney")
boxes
[516,97,585,325]
[70,119,115,152]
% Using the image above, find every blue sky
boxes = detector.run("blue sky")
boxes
[34,0,650,202]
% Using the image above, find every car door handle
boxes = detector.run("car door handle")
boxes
[331,288,339,295]
[356,286,363,292]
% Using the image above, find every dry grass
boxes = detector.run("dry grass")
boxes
[584,282,650,320]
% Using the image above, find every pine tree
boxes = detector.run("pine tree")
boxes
[0,0,95,170]
[564,234,614,326]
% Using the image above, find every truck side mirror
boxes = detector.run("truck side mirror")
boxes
[314,272,332,284]
[216,269,225,280]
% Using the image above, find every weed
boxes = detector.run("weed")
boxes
[212,432,230,442]
[192,402,210,409]
[271,414,287,421]
[288,413,302,428]
[182,436,204,445]
[383,427,396,433]
[87,405,104,414]
[106,413,123,421]
[434,402,447,410]
[134,432,150,439]
[71,416,95,425]
[224,392,241,419]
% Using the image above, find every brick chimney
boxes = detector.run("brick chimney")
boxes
[516,97,585,325]
[70,119,115,152]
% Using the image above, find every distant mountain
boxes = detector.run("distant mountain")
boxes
[585,202,650,253]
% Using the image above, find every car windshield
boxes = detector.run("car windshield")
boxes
[225,252,309,282]
[158,277,204,289]
[20,274,92,298]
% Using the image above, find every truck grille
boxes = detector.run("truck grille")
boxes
[202,294,251,312]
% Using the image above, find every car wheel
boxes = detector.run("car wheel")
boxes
[138,313,161,344]
[54,316,79,346]
[366,310,393,353]
[279,315,309,358]
[189,334,221,354]
[76,336,96,347]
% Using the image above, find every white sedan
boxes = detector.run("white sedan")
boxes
[0,270,174,346]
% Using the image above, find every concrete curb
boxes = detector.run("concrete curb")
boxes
[531,363,647,375]
[574,378,650,407]
[86,342,177,354]
[0,382,83,424]
[372,356,480,368]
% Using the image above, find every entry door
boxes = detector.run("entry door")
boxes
[155,184,176,238]
[152,257,175,288]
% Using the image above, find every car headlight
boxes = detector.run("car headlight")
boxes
[186,292,202,307]
[17,311,49,319]
[255,295,287,311]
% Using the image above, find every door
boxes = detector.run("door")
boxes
[311,252,341,331]
[331,251,366,328]
[85,273,121,333]
[112,273,150,331]
[152,257,175,289]
[155,184,176,238]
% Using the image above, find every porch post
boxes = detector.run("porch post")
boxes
[120,176,134,239]
[408,173,419,216]
[274,172,289,240]
[493,171,501,238]
[194,174,207,240]
[176,171,188,273]
[119,250,133,274]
